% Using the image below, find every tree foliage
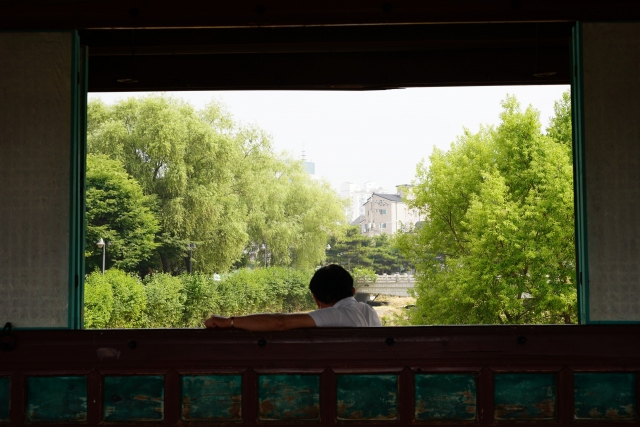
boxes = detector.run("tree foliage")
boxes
[397,93,576,324]
[84,270,147,328]
[326,226,413,274]
[85,154,160,273]
[87,96,346,274]
[143,273,186,328]
[83,272,114,328]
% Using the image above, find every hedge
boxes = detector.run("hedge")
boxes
[84,267,315,328]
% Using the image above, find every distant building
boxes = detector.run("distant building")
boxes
[360,187,423,236]
[301,149,315,175]
[340,181,390,222]
[304,161,315,174]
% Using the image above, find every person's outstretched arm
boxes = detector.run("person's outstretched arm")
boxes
[204,313,317,331]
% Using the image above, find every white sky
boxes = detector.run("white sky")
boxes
[89,85,569,193]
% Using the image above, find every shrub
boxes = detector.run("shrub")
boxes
[83,267,316,328]
[262,267,315,312]
[143,273,186,328]
[84,271,114,328]
[213,269,269,316]
[180,273,218,327]
[207,267,315,317]
[107,269,146,328]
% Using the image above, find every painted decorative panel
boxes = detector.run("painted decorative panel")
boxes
[103,375,164,422]
[494,373,556,421]
[258,374,320,421]
[574,373,636,421]
[414,373,476,421]
[0,377,9,422]
[337,374,398,421]
[26,376,87,422]
[182,374,242,421]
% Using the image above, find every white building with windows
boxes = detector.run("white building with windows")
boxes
[340,181,390,222]
[357,187,423,236]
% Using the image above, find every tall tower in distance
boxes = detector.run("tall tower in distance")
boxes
[302,148,315,175]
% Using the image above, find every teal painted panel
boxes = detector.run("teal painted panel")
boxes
[414,373,476,421]
[574,373,636,420]
[494,373,556,420]
[0,377,9,422]
[258,374,320,421]
[182,375,242,421]
[26,376,87,422]
[104,375,164,421]
[337,374,398,421]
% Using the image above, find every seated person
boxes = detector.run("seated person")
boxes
[204,264,381,330]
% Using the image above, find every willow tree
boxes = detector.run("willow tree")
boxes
[230,126,346,270]
[88,96,248,272]
[88,95,347,273]
[397,94,576,324]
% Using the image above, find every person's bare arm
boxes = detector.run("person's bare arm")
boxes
[204,313,317,331]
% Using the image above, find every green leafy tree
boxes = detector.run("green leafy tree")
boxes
[397,94,576,324]
[326,226,412,274]
[88,96,247,273]
[88,96,346,273]
[85,154,160,274]
[326,226,375,271]
[370,233,413,274]
[547,91,572,151]
[233,129,347,270]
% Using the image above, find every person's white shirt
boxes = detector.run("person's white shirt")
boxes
[308,296,381,327]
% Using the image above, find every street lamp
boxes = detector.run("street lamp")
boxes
[261,243,267,267]
[96,238,111,275]
[187,242,197,274]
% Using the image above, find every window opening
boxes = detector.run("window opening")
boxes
[85,85,574,328]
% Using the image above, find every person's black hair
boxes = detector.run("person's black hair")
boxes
[309,264,354,304]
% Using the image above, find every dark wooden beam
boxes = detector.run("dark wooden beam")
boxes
[82,23,571,55]
[83,23,571,91]
[2,0,640,30]
[88,46,569,92]
[6,325,640,369]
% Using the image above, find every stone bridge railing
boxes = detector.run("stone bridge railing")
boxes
[356,274,415,297]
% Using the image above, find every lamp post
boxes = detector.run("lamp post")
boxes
[325,244,331,265]
[261,243,267,267]
[187,242,196,274]
[96,238,110,275]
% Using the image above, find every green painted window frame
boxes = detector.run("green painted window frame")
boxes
[69,34,89,329]
[571,23,589,324]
